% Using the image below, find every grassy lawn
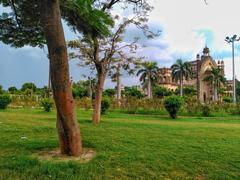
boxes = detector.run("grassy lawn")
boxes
[0,109,240,179]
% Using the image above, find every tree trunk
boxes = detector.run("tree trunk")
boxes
[214,86,218,101]
[180,77,183,97]
[89,78,93,100]
[116,64,121,106]
[40,0,83,156]
[92,67,106,124]
[147,73,152,99]
[48,60,52,98]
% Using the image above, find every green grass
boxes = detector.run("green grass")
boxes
[0,109,240,179]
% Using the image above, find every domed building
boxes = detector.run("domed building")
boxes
[158,47,225,102]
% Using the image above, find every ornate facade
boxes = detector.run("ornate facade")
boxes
[158,47,225,102]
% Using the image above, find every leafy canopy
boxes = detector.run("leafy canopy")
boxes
[0,0,114,47]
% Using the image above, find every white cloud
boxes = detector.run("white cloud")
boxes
[129,0,240,80]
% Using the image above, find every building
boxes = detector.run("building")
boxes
[158,47,226,102]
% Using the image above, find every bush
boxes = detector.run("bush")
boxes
[103,89,116,98]
[40,98,53,112]
[201,104,211,117]
[164,95,183,119]
[153,86,173,98]
[223,96,231,103]
[123,87,144,99]
[101,98,110,114]
[0,94,11,109]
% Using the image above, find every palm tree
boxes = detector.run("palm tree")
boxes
[137,61,159,99]
[203,67,226,101]
[171,59,192,96]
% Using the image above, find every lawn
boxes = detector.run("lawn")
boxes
[0,109,240,179]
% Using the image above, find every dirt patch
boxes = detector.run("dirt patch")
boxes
[33,148,96,163]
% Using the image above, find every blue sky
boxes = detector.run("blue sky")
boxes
[1,0,240,89]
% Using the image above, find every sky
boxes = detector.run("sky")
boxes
[1,0,240,89]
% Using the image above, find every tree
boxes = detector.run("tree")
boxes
[0,0,84,156]
[137,61,159,99]
[123,86,144,99]
[0,85,3,94]
[21,83,37,92]
[203,67,226,101]
[8,86,18,94]
[103,89,116,98]
[171,59,192,97]
[236,80,240,102]
[153,86,173,98]
[68,22,139,123]
[66,0,158,124]
[108,56,141,105]
[175,86,197,96]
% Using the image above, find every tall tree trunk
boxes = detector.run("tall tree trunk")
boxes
[214,86,218,101]
[48,60,52,98]
[148,73,151,99]
[89,78,93,99]
[180,76,183,97]
[116,64,121,106]
[92,66,106,124]
[40,0,83,156]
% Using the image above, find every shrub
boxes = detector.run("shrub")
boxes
[0,85,3,94]
[182,96,201,115]
[164,95,183,119]
[123,87,144,99]
[103,89,116,98]
[153,86,173,98]
[101,98,110,114]
[201,104,211,117]
[223,96,231,103]
[0,94,11,109]
[40,98,53,112]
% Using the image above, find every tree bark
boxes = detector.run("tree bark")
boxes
[116,64,121,106]
[214,86,218,101]
[180,75,183,97]
[148,73,152,99]
[92,66,106,124]
[40,0,83,156]
[48,60,52,98]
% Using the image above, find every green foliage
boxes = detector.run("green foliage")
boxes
[203,67,226,101]
[62,0,114,37]
[223,96,232,103]
[201,104,211,117]
[123,87,144,99]
[175,86,197,96]
[137,61,159,89]
[8,86,18,94]
[40,98,53,112]
[171,59,192,82]
[153,86,173,98]
[0,0,114,48]
[72,87,88,99]
[21,83,37,92]
[164,95,183,119]
[101,97,110,114]
[72,81,89,99]
[0,85,3,94]
[0,94,11,109]
[103,89,116,98]
[119,98,165,114]
[0,1,45,47]
[236,81,240,101]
